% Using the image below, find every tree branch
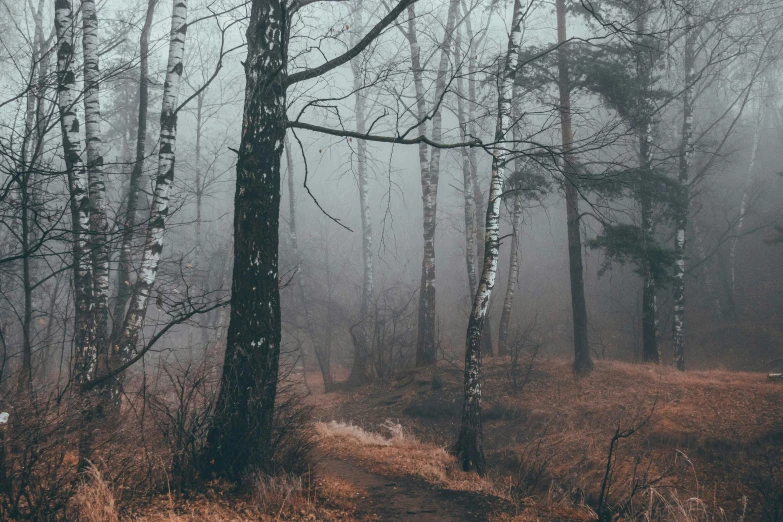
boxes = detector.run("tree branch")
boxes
[285,0,419,87]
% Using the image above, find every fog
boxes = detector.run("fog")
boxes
[1,0,782,514]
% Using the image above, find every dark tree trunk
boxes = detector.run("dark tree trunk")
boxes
[556,0,592,374]
[636,12,660,364]
[202,1,287,480]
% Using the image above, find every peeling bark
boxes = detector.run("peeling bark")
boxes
[110,0,189,404]
[82,0,111,381]
[55,0,94,384]
[111,0,158,344]
[455,0,523,475]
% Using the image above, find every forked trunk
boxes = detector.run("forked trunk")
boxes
[109,0,188,405]
[111,0,158,344]
[464,10,494,358]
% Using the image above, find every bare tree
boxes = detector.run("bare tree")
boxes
[454,0,524,476]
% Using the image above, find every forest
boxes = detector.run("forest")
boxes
[0,0,782,520]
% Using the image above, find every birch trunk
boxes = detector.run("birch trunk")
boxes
[202,0,287,480]
[454,0,523,475]
[111,0,158,343]
[348,0,373,385]
[556,0,592,374]
[672,9,695,372]
[55,0,95,384]
[194,91,204,261]
[729,82,767,309]
[414,0,460,366]
[82,0,111,379]
[636,12,659,364]
[464,10,494,357]
[454,29,477,300]
[497,195,521,357]
[109,0,188,405]
[286,139,333,391]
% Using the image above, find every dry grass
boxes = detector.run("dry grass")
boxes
[127,473,358,521]
[314,420,417,447]
[315,419,494,493]
[311,357,783,519]
[72,464,120,522]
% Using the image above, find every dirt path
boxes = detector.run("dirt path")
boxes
[320,458,509,521]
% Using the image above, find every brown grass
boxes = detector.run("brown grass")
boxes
[310,357,783,519]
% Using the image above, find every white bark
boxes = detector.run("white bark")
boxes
[456,0,524,475]
[82,0,111,374]
[730,81,768,298]
[113,0,188,394]
[673,6,695,371]
[55,0,95,382]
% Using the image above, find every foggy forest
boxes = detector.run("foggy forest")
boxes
[1,0,782,519]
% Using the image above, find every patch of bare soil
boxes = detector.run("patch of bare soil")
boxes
[320,457,509,521]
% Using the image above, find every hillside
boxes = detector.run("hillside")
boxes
[310,358,783,521]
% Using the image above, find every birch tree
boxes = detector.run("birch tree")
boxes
[454,0,523,475]
[111,0,158,344]
[54,0,95,385]
[672,3,695,372]
[82,0,111,382]
[347,0,374,385]
[108,0,189,404]
[411,0,460,367]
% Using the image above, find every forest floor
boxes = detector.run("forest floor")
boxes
[308,357,783,521]
[79,358,783,521]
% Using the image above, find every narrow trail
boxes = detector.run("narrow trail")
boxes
[320,458,508,521]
